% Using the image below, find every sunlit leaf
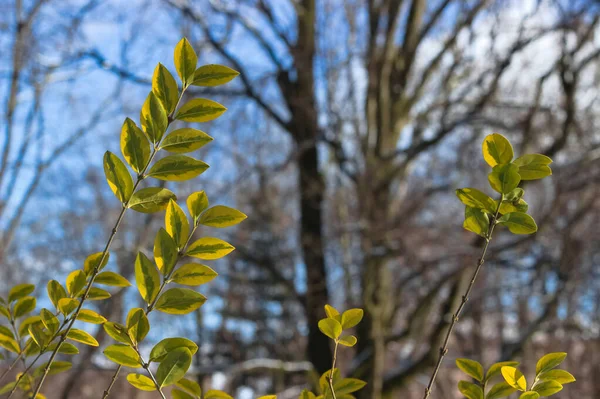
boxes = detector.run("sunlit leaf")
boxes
[40,308,59,334]
[463,206,490,237]
[140,91,168,143]
[488,163,521,194]
[156,347,192,387]
[501,366,527,391]
[104,322,131,345]
[83,252,110,275]
[513,154,552,180]
[128,187,176,213]
[87,287,111,300]
[519,392,539,399]
[166,200,190,249]
[154,228,178,275]
[135,252,161,304]
[482,133,513,167]
[48,280,68,310]
[186,237,235,260]
[8,284,35,303]
[537,369,575,385]
[536,353,567,374]
[318,318,342,340]
[77,309,107,324]
[174,38,197,86]
[170,263,217,286]
[120,118,150,173]
[155,288,207,315]
[532,381,562,396]
[104,344,141,368]
[149,337,198,363]
[148,155,209,181]
[160,128,213,154]
[456,358,484,382]
[153,63,179,114]
[67,329,99,346]
[338,335,357,347]
[198,206,247,228]
[126,308,150,344]
[175,98,227,123]
[486,362,519,381]
[498,212,537,235]
[340,309,363,330]
[455,188,497,214]
[486,381,516,399]
[104,151,134,203]
[66,270,87,297]
[95,271,131,287]
[175,378,202,397]
[187,191,209,222]
[58,298,79,315]
[458,381,483,399]
[191,64,239,86]
[127,373,156,391]
[14,296,36,318]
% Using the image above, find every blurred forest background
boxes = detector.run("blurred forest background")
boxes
[1,0,599,398]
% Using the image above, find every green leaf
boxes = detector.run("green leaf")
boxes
[166,200,190,249]
[148,155,209,181]
[104,344,141,367]
[46,342,79,355]
[173,389,196,399]
[318,318,342,340]
[87,287,111,300]
[486,382,517,399]
[0,325,14,340]
[95,271,131,287]
[505,188,524,201]
[0,336,19,353]
[532,381,562,396]
[499,198,528,214]
[513,154,552,180]
[18,316,41,337]
[156,347,192,387]
[498,212,538,235]
[40,308,59,334]
[103,322,131,345]
[537,369,575,385]
[191,64,239,86]
[205,390,233,399]
[77,309,107,324]
[340,309,363,330]
[14,296,36,318]
[66,270,87,297]
[160,128,213,154]
[175,98,227,123]
[198,205,247,228]
[67,329,99,346]
[135,252,161,304]
[0,306,9,319]
[126,308,150,344]
[127,373,156,391]
[455,188,497,214]
[299,390,316,399]
[8,284,35,303]
[536,353,567,374]
[120,118,150,174]
[58,298,79,315]
[149,337,198,362]
[463,206,490,237]
[155,288,207,315]
[104,151,134,203]
[175,378,202,397]
[154,228,178,275]
[488,163,521,194]
[34,360,71,377]
[458,381,483,399]
[28,322,48,348]
[519,392,540,399]
[324,304,339,318]
[482,133,513,167]
[170,263,217,286]
[83,252,110,275]
[186,237,235,260]
[338,335,357,347]
[174,38,197,86]
[334,378,367,395]
[140,91,168,143]
[153,63,179,114]
[456,358,484,382]
[128,187,177,213]
[486,362,520,381]
[501,366,527,391]
[187,191,209,222]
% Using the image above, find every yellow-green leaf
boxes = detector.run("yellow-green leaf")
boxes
[298,390,317,399]
[456,358,484,382]
[463,206,490,237]
[128,187,177,213]
[174,38,198,86]
[148,155,209,181]
[198,205,247,228]
[187,191,209,222]
[66,270,87,297]
[170,264,217,286]
[191,64,239,86]
[153,63,179,114]
[28,322,48,348]
[149,337,198,362]
[175,378,202,397]
[127,373,156,391]
[87,287,111,300]
[120,118,150,173]
[486,382,516,399]
[126,308,150,344]
[455,188,497,214]
[67,328,99,346]
[458,381,483,399]
[324,304,339,318]
[482,133,513,167]
[160,128,213,154]
[154,228,178,275]
[135,252,161,304]
[77,309,106,324]
[156,347,192,387]
[0,336,20,353]
[155,288,207,315]
[104,151,134,203]
[104,322,131,345]
[205,390,233,399]
[46,342,79,355]
[513,154,552,180]
[334,377,367,395]
[501,366,527,391]
[186,237,235,260]
[519,392,539,399]
[486,362,520,381]
[8,284,35,303]
[166,200,190,249]
[532,381,562,396]
[14,296,36,318]
[318,318,342,340]
[95,271,131,287]
[175,98,226,123]
[499,198,528,214]
[537,369,575,385]
[104,344,141,367]
[488,163,521,194]
[34,360,71,377]
[40,308,59,334]
[83,252,110,275]
[140,91,168,143]
[173,389,196,399]
[338,335,357,347]
[498,212,537,235]
[18,316,41,337]
[536,352,567,374]
[0,326,14,340]
[58,298,79,315]
[340,309,363,330]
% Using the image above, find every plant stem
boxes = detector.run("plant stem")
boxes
[421,196,503,399]
[134,347,166,399]
[328,340,339,399]
[0,354,22,384]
